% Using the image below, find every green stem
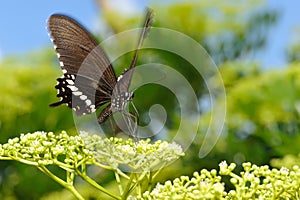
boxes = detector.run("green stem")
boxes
[230,172,243,183]
[115,170,124,195]
[138,171,150,196]
[8,156,39,166]
[66,170,75,184]
[93,161,115,170]
[54,160,74,172]
[116,168,131,180]
[151,163,166,180]
[137,171,148,182]
[122,173,138,200]
[38,165,84,200]
[147,172,153,191]
[0,156,14,160]
[76,169,121,200]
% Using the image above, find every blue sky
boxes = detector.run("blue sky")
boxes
[0,0,98,57]
[261,0,300,69]
[0,0,299,69]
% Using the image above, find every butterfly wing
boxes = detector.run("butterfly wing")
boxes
[48,14,117,115]
[115,8,154,95]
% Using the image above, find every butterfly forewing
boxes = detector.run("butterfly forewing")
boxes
[48,14,117,115]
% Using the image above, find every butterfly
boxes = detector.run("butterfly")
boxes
[48,9,153,133]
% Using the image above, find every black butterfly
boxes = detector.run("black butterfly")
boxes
[48,9,153,131]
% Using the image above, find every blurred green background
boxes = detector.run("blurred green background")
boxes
[1,0,300,199]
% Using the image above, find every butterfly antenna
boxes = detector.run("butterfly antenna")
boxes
[129,8,154,70]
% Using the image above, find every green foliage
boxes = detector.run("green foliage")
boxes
[225,63,300,156]
[176,62,300,177]
[154,1,278,64]
[192,63,300,170]
[226,65,300,129]
[0,51,75,141]
[102,0,278,64]
[271,154,300,170]
[217,61,261,88]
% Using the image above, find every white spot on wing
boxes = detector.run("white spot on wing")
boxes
[91,105,96,112]
[59,61,64,67]
[62,69,67,74]
[66,79,74,85]
[80,95,87,100]
[67,85,78,91]
[85,99,92,106]
[117,74,123,81]
[73,91,82,96]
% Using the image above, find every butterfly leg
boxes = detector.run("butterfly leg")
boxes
[109,117,117,136]
[131,101,139,123]
[121,111,138,139]
[131,102,139,138]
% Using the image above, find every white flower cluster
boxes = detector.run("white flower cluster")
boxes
[81,131,184,172]
[136,161,300,199]
[140,169,225,199]
[0,131,90,167]
[0,131,184,174]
